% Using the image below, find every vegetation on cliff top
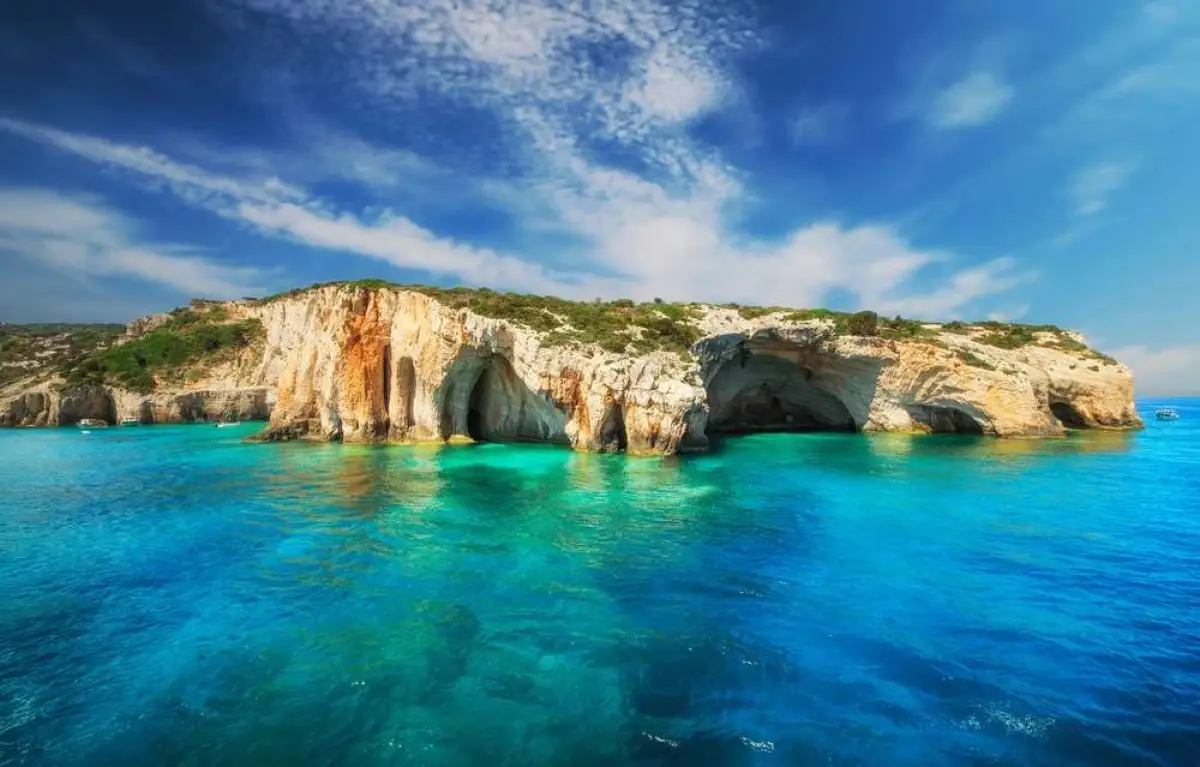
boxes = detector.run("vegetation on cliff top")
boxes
[58,308,263,394]
[249,279,1115,361]
[0,323,125,388]
[255,279,702,354]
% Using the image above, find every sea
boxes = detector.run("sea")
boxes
[1,399,1197,766]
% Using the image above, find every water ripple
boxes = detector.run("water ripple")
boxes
[1,409,1198,766]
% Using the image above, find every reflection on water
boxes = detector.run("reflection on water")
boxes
[0,418,1197,766]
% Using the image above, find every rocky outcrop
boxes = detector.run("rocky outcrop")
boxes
[244,286,1140,453]
[111,389,274,424]
[1,384,117,426]
[0,384,271,426]
[246,288,704,453]
[0,285,1143,449]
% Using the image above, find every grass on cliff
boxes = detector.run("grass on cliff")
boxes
[255,280,703,354]
[0,323,126,388]
[249,280,1114,361]
[58,309,263,394]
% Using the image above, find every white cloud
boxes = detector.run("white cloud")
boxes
[1108,343,1200,396]
[869,258,1036,319]
[790,103,850,146]
[0,0,1036,319]
[928,71,1013,129]
[0,117,306,211]
[1069,161,1136,217]
[0,188,265,298]
[987,304,1031,322]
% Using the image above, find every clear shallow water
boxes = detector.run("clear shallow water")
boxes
[1,401,1198,766]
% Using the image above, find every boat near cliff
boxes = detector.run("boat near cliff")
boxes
[1,283,1144,452]
[78,418,108,428]
[1156,407,1180,421]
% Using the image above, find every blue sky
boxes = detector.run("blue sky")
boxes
[0,0,1197,394]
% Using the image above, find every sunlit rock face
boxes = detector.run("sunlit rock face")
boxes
[244,286,1140,452]
[250,287,706,454]
[1,284,1143,449]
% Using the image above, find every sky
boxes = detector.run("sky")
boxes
[0,0,1197,395]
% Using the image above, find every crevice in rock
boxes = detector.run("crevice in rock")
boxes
[1050,401,1089,429]
[596,401,629,452]
[381,344,392,425]
[391,355,416,437]
[705,350,857,435]
[906,404,986,435]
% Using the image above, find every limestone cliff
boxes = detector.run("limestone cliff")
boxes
[0,284,1142,450]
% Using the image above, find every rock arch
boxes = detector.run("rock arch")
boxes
[905,403,987,435]
[438,352,568,444]
[704,346,858,435]
[1050,400,1089,429]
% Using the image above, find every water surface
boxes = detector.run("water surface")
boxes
[2,400,1198,766]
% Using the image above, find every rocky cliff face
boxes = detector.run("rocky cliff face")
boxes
[1,285,1142,450]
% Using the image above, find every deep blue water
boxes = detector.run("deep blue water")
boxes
[1,399,1198,766]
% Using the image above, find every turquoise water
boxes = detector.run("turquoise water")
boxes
[1,401,1198,766]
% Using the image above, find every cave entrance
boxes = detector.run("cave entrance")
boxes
[597,402,629,452]
[457,355,523,443]
[381,345,392,422]
[1050,401,1088,429]
[705,353,857,435]
[908,404,985,435]
[467,389,486,440]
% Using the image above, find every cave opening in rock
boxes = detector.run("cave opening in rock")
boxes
[466,388,486,440]
[705,352,857,435]
[381,344,392,423]
[462,355,521,442]
[393,356,416,434]
[597,403,629,451]
[1050,401,1088,429]
[907,404,986,435]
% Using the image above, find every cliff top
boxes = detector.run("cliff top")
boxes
[0,279,1120,398]
[246,279,1117,364]
[0,305,262,396]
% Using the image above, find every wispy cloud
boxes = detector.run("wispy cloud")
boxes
[1108,343,1200,396]
[0,0,1035,318]
[0,187,266,297]
[928,71,1013,129]
[1069,161,1136,217]
[790,102,850,146]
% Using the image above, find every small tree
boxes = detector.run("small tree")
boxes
[847,310,879,336]
[653,297,664,304]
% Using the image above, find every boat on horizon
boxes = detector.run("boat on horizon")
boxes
[1155,407,1181,421]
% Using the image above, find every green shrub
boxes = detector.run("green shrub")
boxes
[60,318,263,394]
[846,311,879,337]
[879,317,936,341]
[956,350,996,371]
[738,306,787,320]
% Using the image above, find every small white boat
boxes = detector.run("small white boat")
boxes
[120,416,141,426]
[78,419,108,429]
[1155,407,1180,421]
[215,421,242,429]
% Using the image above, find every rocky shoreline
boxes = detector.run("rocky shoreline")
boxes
[1,284,1143,453]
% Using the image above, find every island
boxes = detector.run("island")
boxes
[0,281,1143,453]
